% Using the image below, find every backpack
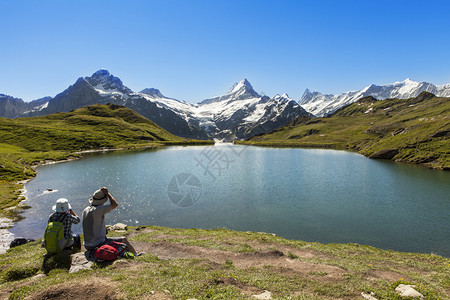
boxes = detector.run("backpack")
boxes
[44,213,66,254]
[9,237,35,248]
[94,241,127,261]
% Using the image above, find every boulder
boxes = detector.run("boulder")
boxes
[108,223,128,231]
[69,252,94,273]
[368,149,399,159]
[361,292,378,300]
[252,290,272,299]
[395,284,424,298]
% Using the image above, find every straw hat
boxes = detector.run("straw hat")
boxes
[89,189,108,205]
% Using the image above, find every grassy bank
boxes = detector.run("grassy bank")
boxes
[0,104,213,221]
[0,225,448,299]
[239,92,450,170]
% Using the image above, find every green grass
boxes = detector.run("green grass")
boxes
[240,92,450,170]
[0,226,448,299]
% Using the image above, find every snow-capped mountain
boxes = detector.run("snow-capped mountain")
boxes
[300,79,450,117]
[27,70,209,139]
[1,70,310,141]
[200,78,261,104]
[195,80,310,140]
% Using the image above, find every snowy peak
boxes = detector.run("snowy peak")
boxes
[395,78,414,85]
[228,78,254,93]
[139,88,166,98]
[200,78,261,104]
[281,93,290,99]
[273,93,292,102]
[299,78,450,117]
[227,78,260,99]
[85,69,132,94]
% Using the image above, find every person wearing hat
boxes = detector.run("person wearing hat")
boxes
[82,187,140,255]
[46,198,81,249]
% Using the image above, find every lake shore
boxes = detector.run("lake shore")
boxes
[5,143,449,257]
[0,141,214,253]
[235,140,450,170]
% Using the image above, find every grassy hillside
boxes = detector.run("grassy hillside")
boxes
[240,92,450,170]
[0,103,212,219]
[0,226,448,299]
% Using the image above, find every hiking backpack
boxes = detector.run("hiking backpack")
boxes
[94,241,127,261]
[44,214,66,254]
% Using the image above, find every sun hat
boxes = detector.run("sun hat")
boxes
[52,198,71,212]
[89,189,108,205]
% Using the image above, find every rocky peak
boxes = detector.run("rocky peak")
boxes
[85,69,132,94]
[139,88,165,98]
[299,88,321,104]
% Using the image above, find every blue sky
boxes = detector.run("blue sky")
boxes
[1,0,450,103]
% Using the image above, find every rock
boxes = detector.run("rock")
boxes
[369,149,399,159]
[112,259,129,266]
[395,284,424,298]
[108,223,128,231]
[252,290,272,299]
[0,230,15,254]
[31,274,47,280]
[69,252,94,273]
[9,237,34,248]
[361,292,378,300]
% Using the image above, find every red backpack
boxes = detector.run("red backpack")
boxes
[94,241,127,261]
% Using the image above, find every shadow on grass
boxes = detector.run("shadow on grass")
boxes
[42,250,76,274]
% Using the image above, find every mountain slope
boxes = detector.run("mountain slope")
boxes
[0,103,185,153]
[0,71,311,141]
[23,70,209,140]
[243,92,450,169]
[300,79,450,116]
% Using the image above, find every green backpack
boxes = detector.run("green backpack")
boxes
[44,214,66,254]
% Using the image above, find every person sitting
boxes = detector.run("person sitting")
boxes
[47,198,81,249]
[82,187,141,256]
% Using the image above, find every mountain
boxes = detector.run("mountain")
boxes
[0,94,49,118]
[194,79,311,140]
[300,79,450,117]
[23,70,209,140]
[199,78,261,104]
[243,92,450,170]
[0,103,187,154]
[0,71,311,141]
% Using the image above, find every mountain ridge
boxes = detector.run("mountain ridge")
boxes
[0,70,310,141]
[3,71,450,141]
[300,78,450,116]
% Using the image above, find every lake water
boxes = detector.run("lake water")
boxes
[10,144,450,257]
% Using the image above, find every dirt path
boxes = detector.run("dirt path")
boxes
[134,240,347,281]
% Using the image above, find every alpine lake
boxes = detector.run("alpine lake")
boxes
[10,144,450,257]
